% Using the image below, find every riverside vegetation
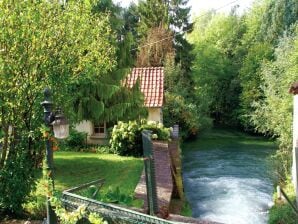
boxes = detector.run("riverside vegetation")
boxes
[0,0,297,223]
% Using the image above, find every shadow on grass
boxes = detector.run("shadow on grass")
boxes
[53,152,143,195]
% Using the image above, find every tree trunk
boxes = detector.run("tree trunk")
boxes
[0,125,9,169]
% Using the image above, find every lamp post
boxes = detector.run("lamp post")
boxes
[41,88,69,224]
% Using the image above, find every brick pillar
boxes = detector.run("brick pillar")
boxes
[289,82,298,205]
[152,140,173,216]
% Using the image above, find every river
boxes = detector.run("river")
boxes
[182,129,276,224]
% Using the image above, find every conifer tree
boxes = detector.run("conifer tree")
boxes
[73,0,145,124]
[169,0,194,71]
[137,0,170,38]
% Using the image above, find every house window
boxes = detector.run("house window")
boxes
[93,123,106,137]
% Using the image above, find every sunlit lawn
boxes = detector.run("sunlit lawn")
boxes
[22,151,143,219]
[53,152,143,195]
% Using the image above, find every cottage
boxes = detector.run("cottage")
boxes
[75,67,164,144]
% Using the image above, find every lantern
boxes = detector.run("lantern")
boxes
[51,109,69,139]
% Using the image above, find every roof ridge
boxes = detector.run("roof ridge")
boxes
[133,66,164,69]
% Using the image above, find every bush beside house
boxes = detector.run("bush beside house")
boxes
[110,120,170,157]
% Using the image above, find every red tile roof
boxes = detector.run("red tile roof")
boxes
[124,67,164,107]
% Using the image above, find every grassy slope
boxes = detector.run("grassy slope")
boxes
[53,152,143,195]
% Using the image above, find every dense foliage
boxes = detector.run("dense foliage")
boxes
[163,57,211,139]
[1,0,298,220]
[110,120,170,157]
[252,28,298,178]
[189,0,298,179]
[0,0,117,215]
[75,0,145,124]
[50,193,106,224]
[189,10,246,126]
[129,0,199,139]
[65,129,87,150]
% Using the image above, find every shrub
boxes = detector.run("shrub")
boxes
[24,179,47,219]
[163,93,211,139]
[65,129,87,150]
[50,192,106,224]
[110,120,170,157]
[0,151,34,216]
[95,146,114,154]
[80,145,112,153]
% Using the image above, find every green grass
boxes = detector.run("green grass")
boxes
[25,152,144,218]
[269,179,298,224]
[53,152,143,195]
[269,203,298,224]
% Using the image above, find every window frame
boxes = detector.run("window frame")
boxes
[92,122,106,138]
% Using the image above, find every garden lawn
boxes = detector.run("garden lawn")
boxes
[23,152,143,219]
[53,152,143,195]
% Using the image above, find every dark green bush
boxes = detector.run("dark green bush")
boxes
[110,120,170,157]
[24,179,47,219]
[0,151,34,216]
[163,93,211,139]
[65,129,87,150]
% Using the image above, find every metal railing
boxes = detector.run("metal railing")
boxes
[142,130,159,215]
[61,179,179,224]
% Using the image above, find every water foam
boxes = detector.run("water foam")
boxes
[183,146,274,224]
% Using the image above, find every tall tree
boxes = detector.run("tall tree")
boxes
[134,0,193,69]
[168,0,194,72]
[137,0,170,38]
[189,11,246,126]
[260,0,298,44]
[73,0,145,124]
[252,28,298,177]
[238,0,298,130]
[0,0,117,214]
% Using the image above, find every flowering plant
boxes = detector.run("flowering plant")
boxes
[110,120,170,157]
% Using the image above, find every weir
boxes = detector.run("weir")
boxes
[182,130,275,224]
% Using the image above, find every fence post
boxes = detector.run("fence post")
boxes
[142,130,159,215]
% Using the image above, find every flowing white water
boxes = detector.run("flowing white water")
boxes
[183,142,275,224]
